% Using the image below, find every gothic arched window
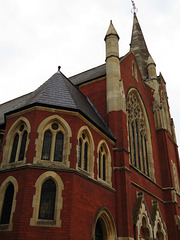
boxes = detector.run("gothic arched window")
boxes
[98,145,107,181]
[0,183,14,224]
[38,179,56,220]
[127,90,153,178]
[78,132,89,171]
[9,124,28,163]
[41,123,64,162]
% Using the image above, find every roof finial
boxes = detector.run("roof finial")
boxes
[131,0,138,14]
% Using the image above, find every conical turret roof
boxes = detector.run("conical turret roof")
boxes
[105,20,119,40]
[130,14,150,80]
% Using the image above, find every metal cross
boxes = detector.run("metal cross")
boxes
[131,0,138,14]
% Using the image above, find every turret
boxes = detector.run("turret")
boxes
[147,55,157,79]
[105,21,126,113]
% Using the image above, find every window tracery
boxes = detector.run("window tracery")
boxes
[98,145,107,181]
[77,126,94,177]
[41,123,64,162]
[127,90,153,177]
[1,117,30,168]
[9,124,28,163]
[34,115,72,167]
[97,141,112,185]
[78,132,89,171]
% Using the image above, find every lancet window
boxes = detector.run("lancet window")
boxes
[77,126,94,177]
[10,124,28,163]
[0,183,14,224]
[41,123,64,162]
[78,132,89,171]
[98,145,107,181]
[38,179,56,220]
[127,90,151,177]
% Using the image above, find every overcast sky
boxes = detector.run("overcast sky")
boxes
[0,0,180,145]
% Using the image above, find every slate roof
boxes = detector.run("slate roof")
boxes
[0,71,115,140]
[69,64,106,86]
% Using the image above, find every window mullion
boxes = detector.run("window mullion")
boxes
[51,132,56,162]
[81,141,85,169]
[101,154,103,179]
[15,132,21,162]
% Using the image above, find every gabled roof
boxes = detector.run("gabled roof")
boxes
[69,64,106,86]
[0,71,115,140]
[130,14,150,80]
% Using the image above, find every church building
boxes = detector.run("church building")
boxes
[0,12,180,240]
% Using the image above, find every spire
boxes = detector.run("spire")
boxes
[130,14,150,80]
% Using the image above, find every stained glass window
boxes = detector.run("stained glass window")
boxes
[54,132,64,162]
[127,91,150,176]
[10,133,19,163]
[41,130,52,160]
[18,131,27,161]
[38,179,56,220]
[84,142,88,171]
[0,183,14,224]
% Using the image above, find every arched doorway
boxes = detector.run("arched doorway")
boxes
[95,219,104,240]
[92,207,117,240]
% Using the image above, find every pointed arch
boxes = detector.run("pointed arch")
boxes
[91,207,117,240]
[97,140,112,186]
[2,117,31,168]
[34,115,72,167]
[133,193,153,240]
[76,126,95,177]
[127,88,155,180]
[151,201,168,240]
[0,176,18,231]
[30,171,64,227]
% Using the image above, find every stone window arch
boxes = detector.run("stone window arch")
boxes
[152,202,167,240]
[127,88,155,180]
[34,115,72,167]
[97,140,112,186]
[136,202,153,240]
[91,207,117,240]
[30,171,64,227]
[171,160,180,194]
[76,126,94,177]
[0,176,18,231]
[2,117,31,168]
